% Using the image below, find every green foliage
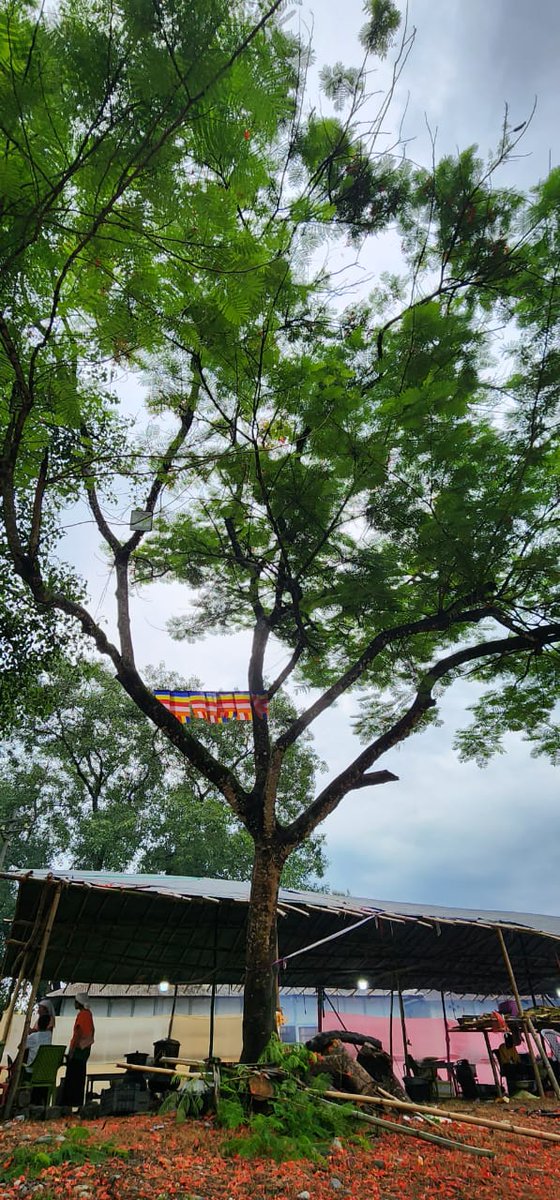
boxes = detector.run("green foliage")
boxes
[0,1125,128,1183]
[359,0,401,56]
[0,659,327,884]
[209,1038,360,1160]
[160,1076,210,1121]
[216,1095,246,1129]
[217,1042,359,1161]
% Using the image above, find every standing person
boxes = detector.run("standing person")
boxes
[30,999,56,1033]
[60,993,95,1108]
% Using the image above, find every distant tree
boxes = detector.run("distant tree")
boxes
[1,0,559,1062]
[0,660,326,882]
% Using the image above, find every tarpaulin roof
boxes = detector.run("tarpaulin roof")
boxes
[2,870,560,996]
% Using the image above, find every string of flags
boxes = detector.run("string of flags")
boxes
[154,690,269,724]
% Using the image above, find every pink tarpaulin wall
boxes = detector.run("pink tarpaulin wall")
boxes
[326,1011,511,1084]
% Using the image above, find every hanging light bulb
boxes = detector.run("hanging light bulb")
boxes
[356,978,369,991]
[158,980,170,994]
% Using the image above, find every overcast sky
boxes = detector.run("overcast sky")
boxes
[63,0,560,917]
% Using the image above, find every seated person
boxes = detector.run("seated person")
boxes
[455,1059,478,1100]
[24,1012,52,1073]
[494,1034,525,1094]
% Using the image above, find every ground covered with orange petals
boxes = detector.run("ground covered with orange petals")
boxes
[1,1106,559,1200]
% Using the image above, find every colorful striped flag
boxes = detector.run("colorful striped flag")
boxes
[154,690,269,724]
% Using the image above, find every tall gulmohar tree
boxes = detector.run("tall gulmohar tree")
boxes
[0,0,559,1060]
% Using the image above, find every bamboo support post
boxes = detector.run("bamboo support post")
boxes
[495,927,545,1099]
[526,1016,560,1100]
[4,885,62,1120]
[482,1029,503,1095]
[0,956,29,1057]
[322,1088,560,1145]
[320,1099,494,1158]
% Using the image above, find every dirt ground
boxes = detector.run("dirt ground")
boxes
[1,1100,559,1200]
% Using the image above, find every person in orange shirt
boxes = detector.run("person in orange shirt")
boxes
[61,993,95,1108]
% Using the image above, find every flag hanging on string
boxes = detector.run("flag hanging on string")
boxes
[154,690,269,724]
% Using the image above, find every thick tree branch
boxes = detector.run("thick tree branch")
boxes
[266,639,306,700]
[123,392,198,555]
[87,483,122,555]
[351,770,399,789]
[280,622,560,847]
[275,604,495,753]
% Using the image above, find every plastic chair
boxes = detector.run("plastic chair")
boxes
[23,1044,66,1106]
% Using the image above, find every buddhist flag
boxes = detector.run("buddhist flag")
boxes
[154,690,269,724]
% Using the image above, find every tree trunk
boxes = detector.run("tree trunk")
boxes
[241,842,282,1063]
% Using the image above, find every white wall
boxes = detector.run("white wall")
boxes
[1,1012,243,1084]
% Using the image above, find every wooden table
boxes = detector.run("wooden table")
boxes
[85,1071,125,1101]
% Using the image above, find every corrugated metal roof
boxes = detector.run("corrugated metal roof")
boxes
[2,869,559,995]
[6,868,560,935]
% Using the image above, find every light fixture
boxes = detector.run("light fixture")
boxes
[356,978,369,991]
[158,980,170,994]
[556,987,560,998]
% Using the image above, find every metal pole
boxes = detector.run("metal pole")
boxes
[317,986,325,1034]
[4,885,62,1119]
[495,926,545,1100]
[208,979,217,1059]
[208,908,219,1059]
[440,990,456,1095]
[397,980,409,1077]
[388,988,394,1063]
[167,985,178,1041]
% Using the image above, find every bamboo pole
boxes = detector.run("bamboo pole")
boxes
[495,927,545,1099]
[526,1016,560,1100]
[440,990,456,1095]
[116,1061,189,1078]
[0,955,29,1057]
[4,885,62,1120]
[322,1088,560,1145]
[482,1029,502,1095]
[319,1098,494,1158]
